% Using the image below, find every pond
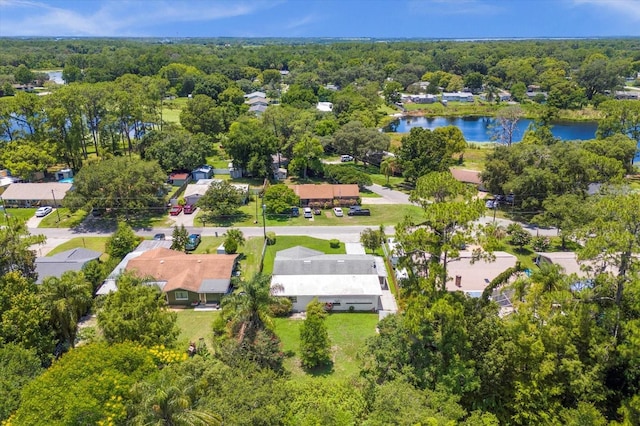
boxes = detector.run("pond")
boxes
[384,115,599,143]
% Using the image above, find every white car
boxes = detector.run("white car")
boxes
[303,207,313,218]
[35,206,53,217]
[333,207,343,217]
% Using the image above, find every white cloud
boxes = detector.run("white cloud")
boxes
[0,0,280,36]
[285,14,319,30]
[572,0,640,20]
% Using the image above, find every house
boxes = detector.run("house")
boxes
[125,248,238,306]
[449,168,485,190]
[614,91,640,100]
[289,184,360,207]
[401,94,437,104]
[191,165,213,181]
[249,104,268,115]
[535,252,611,278]
[168,172,190,187]
[183,179,249,206]
[246,97,268,106]
[0,182,73,207]
[35,248,102,284]
[96,240,173,296]
[316,102,333,112]
[244,91,266,99]
[55,168,74,181]
[325,84,339,91]
[270,246,385,312]
[446,251,518,297]
[441,92,475,102]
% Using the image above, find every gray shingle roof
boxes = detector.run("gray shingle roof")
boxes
[273,253,380,275]
[35,248,102,284]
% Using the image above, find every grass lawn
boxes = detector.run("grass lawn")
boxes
[38,208,88,228]
[161,97,189,125]
[453,144,494,171]
[239,237,265,278]
[47,237,111,260]
[174,309,220,350]
[3,208,36,224]
[274,313,379,378]
[191,236,225,254]
[262,235,346,275]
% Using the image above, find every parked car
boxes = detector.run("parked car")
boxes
[348,206,371,216]
[185,234,201,251]
[340,154,354,162]
[303,207,313,218]
[183,204,195,214]
[313,208,321,215]
[485,199,497,209]
[153,233,166,240]
[333,207,343,217]
[291,206,299,217]
[35,206,53,217]
[169,205,183,216]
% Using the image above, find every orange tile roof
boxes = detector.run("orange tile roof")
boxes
[290,184,359,200]
[125,248,237,293]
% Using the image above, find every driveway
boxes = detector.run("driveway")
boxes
[365,184,412,204]
[168,208,199,227]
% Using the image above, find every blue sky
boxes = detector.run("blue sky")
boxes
[1,0,639,38]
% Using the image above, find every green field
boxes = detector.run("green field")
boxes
[274,313,379,378]
[161,97,189,125]
[175,309,219,350]
[3,208,36,224]
[38,208,88,228]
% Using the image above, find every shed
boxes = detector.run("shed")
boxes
[191,165,213,181]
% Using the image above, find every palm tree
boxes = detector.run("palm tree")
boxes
[41,271,93,348]
[130,369,221,426]
[221,273,282,343]
[380,157,398,186]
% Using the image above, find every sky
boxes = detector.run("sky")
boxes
[0,0,639,39]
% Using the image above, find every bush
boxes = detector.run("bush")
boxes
[348,305,355,313]
[329,239,340,248]
[269,297,293,317]
[266,232,277,245]
[224,238,238,254]
[531,236,551,252]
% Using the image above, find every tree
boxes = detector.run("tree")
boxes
[171,224,189,252]
[289,134,324,179]
[492,105,523,146]
[142,130,213,172]
[577,54,621,100]
[12,343,158,425]
[281,84,318,109]
[323,164,373,188]
[360,228,383,253]
[40,271,93,349]
[396,126,467,182]
[105,222,140,260]
[300,300,332,370]
[0,344,43,421]
[197,180,245,220]
[62,64,82,83]
[331,121,390,164]
[383,81,403,104]
[14,64,34,85]
[0,139,56,181]
[179,94,226,137]
[596,100,640,160]
[0,220,45,281]
[97,273,179,347]
[510,82,527,102]
[535,194,592,250]
[224,229,245,255]
[464,72,484,93]
[506,223,531,251]
[224,118,277,178]
[263,184,299,215]
[64,157,167,216]
[379,157,399,186]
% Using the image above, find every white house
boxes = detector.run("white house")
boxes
[316,102,333,112]
[446,251,518,297]
[441,92,475,102]
[270,246,385,312]
[183,179,249,206]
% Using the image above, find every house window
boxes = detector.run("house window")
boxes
[174,291,189,301]
[289,297,297,303]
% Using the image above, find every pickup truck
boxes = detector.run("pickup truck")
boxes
[348,206,371,216]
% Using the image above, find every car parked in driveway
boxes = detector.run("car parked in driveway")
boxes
[303,207,313,218]
[153,233,166,240]
[35,206,53,217]
[485,199,497,209]
[183,204,195,214]
[333,207,343,217]
[185,234,201,251]
[169,205,183,216]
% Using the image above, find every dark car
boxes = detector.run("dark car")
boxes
[169,205,183,216]
[291,206,299,217]
[153,233,166,240]
[348,206,371,216]
[185,234,201,251]
[183,204,195,214]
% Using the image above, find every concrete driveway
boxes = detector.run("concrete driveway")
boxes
[365,184,412,204]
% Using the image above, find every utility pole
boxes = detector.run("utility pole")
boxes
[262,204,267,239]
[51,189,61,223]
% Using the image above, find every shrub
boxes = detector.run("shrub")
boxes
[531,236,551,252]
[269,297,293,317]
[348,305,355,313]
[329,239,340,248]
[266,232,277,245]
[224,238,238,254]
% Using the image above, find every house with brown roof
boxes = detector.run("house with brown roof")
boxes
[124,248,238,306]
[289,184,360,207]
[449,168,485,191]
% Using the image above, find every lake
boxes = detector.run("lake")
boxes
[384,116,598,142]
[45,70,64,84]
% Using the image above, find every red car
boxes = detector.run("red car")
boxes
[169,205,182,216]
[183,204,195,214]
